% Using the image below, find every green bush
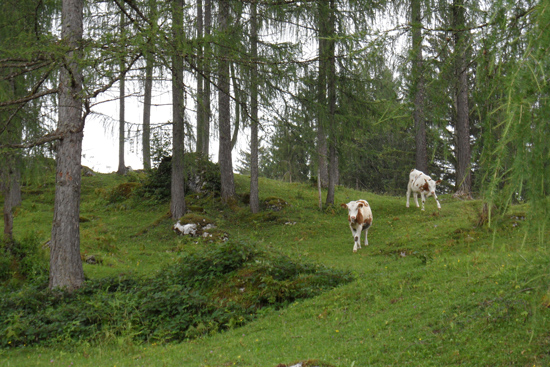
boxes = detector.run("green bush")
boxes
[136,153,221,202]
[0,240,353,347]
[0,233,48,284]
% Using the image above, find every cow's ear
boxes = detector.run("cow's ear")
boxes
[435,180,442,185]
[340,203,347,209]
[358,203,363,208]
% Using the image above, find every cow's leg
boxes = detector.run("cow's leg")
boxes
[406,185,411,208]
[351,225,361,252]
[432,192,441,209]
[413,192,420,208]
[363,224,370,246]
[420,192,426,211]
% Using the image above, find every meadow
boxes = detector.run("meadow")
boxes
[1,170,549,366]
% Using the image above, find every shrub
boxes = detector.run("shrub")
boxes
[136,154,221,202]
[0,240,353,347]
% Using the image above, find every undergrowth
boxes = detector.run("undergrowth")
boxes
[0,240,353,348]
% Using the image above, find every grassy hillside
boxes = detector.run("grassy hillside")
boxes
[1,171,550,366]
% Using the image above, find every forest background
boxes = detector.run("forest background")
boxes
[1,0,549,290]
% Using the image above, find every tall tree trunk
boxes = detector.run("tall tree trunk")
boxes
[50,0,85,291]
[2,155,21,243]
[143,52,153,170]
[196,0,204,155]
[411,0,428,173]
[218,0,236,203]
[453,0,472,197]
[1,74,22,242]
[200,0,212,158]
[171,0,186,220]
[249,0,260,214]
[142,0,156,170]
[325,0,337,205]
[317,1,329,189]
[117,8,126,175]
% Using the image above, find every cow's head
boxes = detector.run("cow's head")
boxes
[423,178,441,197]
[341,201,366,224]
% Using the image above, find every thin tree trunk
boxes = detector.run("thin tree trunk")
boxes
[143,0,156,170]
[143,52,153,170]
[117,8,126,175]
[170,0,186,220]
[249,0,260,214]
[50,0,85,291]
[325,0,337,206]
[453,0,472,197]
[2,156,21,242]
[196,0,204,155]
[317,2,329,189]
[218,0,236,203]
[201,0,212,157]
[1,74,22,242]
[411,0,428,173]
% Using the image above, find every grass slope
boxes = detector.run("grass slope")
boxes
[2,172,550,366]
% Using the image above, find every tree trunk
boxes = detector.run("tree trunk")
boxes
[325,0,337,206]
[49,0,85,292]
[2,156,21,243]
[143,53,153,170]
[218,0,236,203]
[411,0,428,173]
[1,74,22,243]
[200,0,212,158]
[117,8,126,175]
[317,2,329,189]
[453,0,472,198]
[196,0,204,155]
[249,0,260,214]
[170,0,186,220]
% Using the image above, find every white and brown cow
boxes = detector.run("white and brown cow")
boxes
[340,200,373,253]
[406,169,441,211]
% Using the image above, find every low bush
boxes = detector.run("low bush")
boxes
[0,240,353,347]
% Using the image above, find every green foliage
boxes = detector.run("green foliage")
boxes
[0,232,48,284]
[103,182,141,203]
[0,240,352,348]
[136,153,221,202]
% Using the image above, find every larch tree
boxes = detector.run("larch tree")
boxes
[249,0,260,214]
[325,0,338,206]
[217,0,236,203]
[142,0,157,171]
[316,0,329,190]
[117,5,127,175]
[170,0,186,220]
[452,0,472,198]
[49,0,85,291]
[411,0,428,173]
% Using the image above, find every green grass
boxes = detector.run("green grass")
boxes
[1,172,550,366]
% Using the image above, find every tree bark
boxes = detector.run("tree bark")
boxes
[170,0,186,220]
[49,0,85,291]
[249,0,260,214]
[200,0,212,158]
[1,73,22,242]
[411,0,428,173]
[142,0,156,170]
[325,0,337,206]
[452,0,472,197]
[218,0,236,203]
[317,2,329,189]
[142,52,152,170]
[196,0,204,155]
[117,7,126,175]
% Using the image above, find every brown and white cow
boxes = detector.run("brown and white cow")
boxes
[406,169,441,211]
[340,200,373,253]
